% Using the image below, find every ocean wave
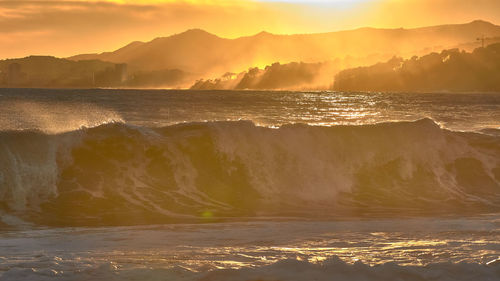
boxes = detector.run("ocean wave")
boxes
[0,119,499,226]
[1,256,499,281]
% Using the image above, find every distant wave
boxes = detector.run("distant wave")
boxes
[0,119,499,226]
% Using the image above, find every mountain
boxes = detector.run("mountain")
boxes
[69,20,500,77]
[333,43,500,92]
[3,20,500,90]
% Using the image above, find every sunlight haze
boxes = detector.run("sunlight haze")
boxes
[0,0,499,58]
[1,0,500,280]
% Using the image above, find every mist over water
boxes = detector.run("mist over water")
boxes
[0,89,499,280]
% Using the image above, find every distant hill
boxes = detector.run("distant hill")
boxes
[3,20,500,90]
[69,20,500,77]
[0,56,117,88]
[452,36,500,52]
[191,61,338,90]
[0,56,193,88]
[333,43,500,92]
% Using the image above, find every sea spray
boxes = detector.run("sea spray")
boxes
[0,119,498,226]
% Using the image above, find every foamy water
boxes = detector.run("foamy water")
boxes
[0,89,499,280]
[1,218,499,280]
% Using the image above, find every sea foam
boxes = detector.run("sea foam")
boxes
[0,119,498,226]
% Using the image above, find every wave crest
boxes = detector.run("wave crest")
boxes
[0,119,499,226]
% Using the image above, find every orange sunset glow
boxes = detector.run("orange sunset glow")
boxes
[0,0,500,58]
[0,1,499,281]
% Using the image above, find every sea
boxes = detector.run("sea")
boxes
[0,88,499,280]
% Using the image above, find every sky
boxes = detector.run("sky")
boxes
[1,0,500,59]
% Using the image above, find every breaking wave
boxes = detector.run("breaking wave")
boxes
[0,119,499,226]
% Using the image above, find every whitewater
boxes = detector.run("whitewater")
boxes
[0,88,499,280]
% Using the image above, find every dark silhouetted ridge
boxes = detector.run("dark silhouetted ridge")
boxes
[334,42,500,92]
[66,20,500,77]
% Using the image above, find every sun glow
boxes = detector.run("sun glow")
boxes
[1,0,500,59]
[257,0,375,6]
[82,0,250,5]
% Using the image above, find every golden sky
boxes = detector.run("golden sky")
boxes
[1,0,499,59]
